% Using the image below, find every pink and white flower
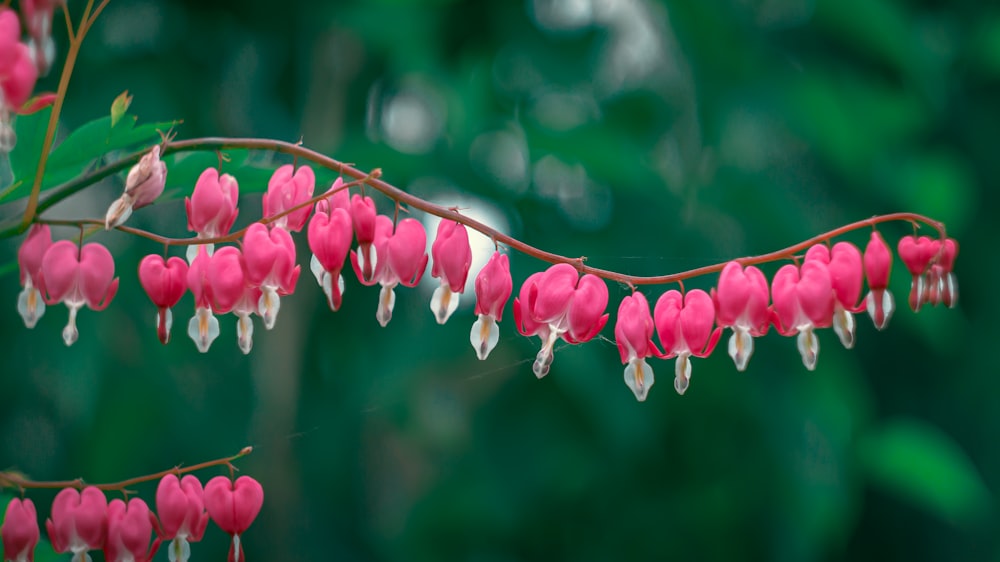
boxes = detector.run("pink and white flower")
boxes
[469,251,512,360]
[654,289,721,395]
[429,220,472,324]
[41,241,119,346]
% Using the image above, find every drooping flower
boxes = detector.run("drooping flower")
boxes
[207,246,261,354]
[105,146,168,229]
[711,261,771,372]
[429,220,472,324]
[16,224,51,329]
[0,9,38,151]
[470,251,513,360]
[805,243,864,349]
[350,194,378,283]
[1,498,39,562]
[242,223,300,330]
[45,487,108,562]
[19,0,57,75]
[156,474,208,562]
[863,230,894,330]
[41,241,119,346]
[262,164,315,232]
[185,168,239,261]
[614,292,662,401]
[104,498,158,562]
[771,260,834,370]
[898,235,960,310]
[138,255,188,344]
[186,246,219,353]
[653,289,721,395]
[350,217,428,327]
[203,476,263,562]
[308,182,353,312]
[513,263,609,378]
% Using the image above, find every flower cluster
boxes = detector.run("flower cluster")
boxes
[16,146,960,401]
[0,474,263,562]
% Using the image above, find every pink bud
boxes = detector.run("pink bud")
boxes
[41,241,119,346]
[1,498,39,562]
[186,168,240,239]
[308,206,353,311]
[138,255,188,344]
[45,487,108,556]
[204,476,263,562]
[127,146,167,210]
[156,474,208,543]
[263,164,315,232]
[104,498,158,562]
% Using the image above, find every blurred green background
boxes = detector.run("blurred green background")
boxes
[2,0,997,560]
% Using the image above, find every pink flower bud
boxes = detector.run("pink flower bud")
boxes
[1,498,39,562]
[186,168,240,239]
[138,255,188,344]
[204,476,263,562]
[104,498,158,562]
[614,292,661,401]
[429,220,472,324]
[105,146,168,229]
[16,224,51,329]
[41,241,119,346]
[654,289,721,395]
[262,164,315,232]
[308,205,353,312]
[45,487,108,557]
[469,252,513,361]
[156,474,208,543]
[863,231,894,330]
[243,224,300,330]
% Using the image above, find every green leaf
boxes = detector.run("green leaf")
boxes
[858,418,990,525]
[110,90,132,127]
[7,107,53,187]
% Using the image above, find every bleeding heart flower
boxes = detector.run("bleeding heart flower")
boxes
[429,220,472,324]
[771,260,834,370]
[469,251,512,361]
[105,146,167,229]
[16,224,51,329]
[41,241,119,346]
[186,246,220,353]
[711,261,771,372]
[204,476,263,562]
[207,246,261,354]
[185,168,240,261]
[863,230,894,330]
[308,184,353,312]
[262,164,315,232]
[156,474,208,562]
[513,263,609,378]
[104,498,158,562]
[45,486,108,560]
[350,194,378,282]
[654,289,721,395]
[1,498,39,562]
[614,291,662,401]
[138,255,188,344]
[242,223,300,330]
